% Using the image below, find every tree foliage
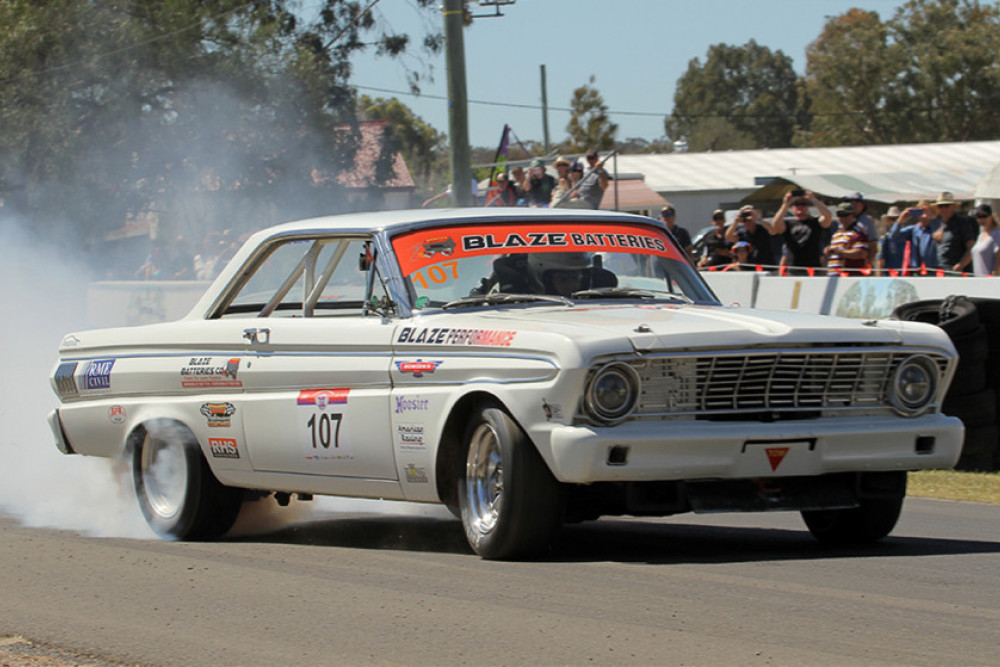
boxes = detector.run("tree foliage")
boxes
[358,94,447,194]
[665,40,801,151]
[0,0,438,243]
[804,0,1000,145]
[565,76,617,152]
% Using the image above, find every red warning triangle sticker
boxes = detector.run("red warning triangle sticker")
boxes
[765,447,789,471]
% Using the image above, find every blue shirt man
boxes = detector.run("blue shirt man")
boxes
[890,209,941,270]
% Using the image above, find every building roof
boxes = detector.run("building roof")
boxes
[333,121,415,191]
[614,141,1000,204]
[599,178,668,211]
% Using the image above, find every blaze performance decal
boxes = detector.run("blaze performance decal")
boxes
[392,222,683,276]
[396,326,516,347]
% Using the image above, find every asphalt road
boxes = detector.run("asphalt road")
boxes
[1,497,998,666]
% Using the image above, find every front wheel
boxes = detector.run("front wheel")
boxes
[801,496,904,546]
[133,423,243,540]
[459,401,564,559]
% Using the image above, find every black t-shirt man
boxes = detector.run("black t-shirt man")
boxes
[782,216,825,269]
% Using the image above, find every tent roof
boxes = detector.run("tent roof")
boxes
[614,140,1000,204]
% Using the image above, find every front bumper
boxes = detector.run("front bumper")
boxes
[545,413,963,484]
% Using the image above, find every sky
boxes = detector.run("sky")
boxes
[322,0,905,149]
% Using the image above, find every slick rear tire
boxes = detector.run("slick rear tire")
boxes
[801,495,904,546]
[133,423,243,540]
[458,400,564,559]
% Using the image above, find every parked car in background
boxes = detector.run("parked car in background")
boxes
[49,208,963,558]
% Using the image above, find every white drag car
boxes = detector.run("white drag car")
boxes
[49,209,963,558]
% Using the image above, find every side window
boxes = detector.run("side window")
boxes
[221,237,383,317]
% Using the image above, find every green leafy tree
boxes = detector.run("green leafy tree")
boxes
[565,76,617,152]
[359,95,447,193]
[665,40,801,151]
[804,0,1000,145]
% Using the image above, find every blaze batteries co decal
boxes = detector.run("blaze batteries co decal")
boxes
[397,327,516,347]
[461,231,666,252]
[181,357,241,388]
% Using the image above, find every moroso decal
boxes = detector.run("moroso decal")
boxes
[395,360,442,377]
[396,326,516,347]
[208,437,240,459]
[182,357,241,388]
[297,388,350,409]
[766,447,790,471]
[200,402,236,427]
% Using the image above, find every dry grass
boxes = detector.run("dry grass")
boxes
[909,470,1000,504]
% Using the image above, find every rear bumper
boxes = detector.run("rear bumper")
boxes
[546,413,964,484]
[47,409,76,455]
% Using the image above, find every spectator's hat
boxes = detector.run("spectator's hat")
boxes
[835,202,855,215]
[529,158,544,168]
[585,148,599,159]
[882,205,901,222]
[845,191,865,201]
[935,191,958,206]
[732,241,751,251]
[712,209,725,220]
[739,204,754,212]
[553,156,571,168]
[660,205,675,216]
[974,203,993,217]
[494,171,507,181]
[570,161,584,173]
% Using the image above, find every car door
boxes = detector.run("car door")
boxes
[226,236,397,480]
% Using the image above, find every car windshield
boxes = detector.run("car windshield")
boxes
[390,220,718,309]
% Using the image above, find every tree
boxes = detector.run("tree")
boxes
[665,40,801,151]
[565,76,617,152]
[0,0,439,245]
[358,95,447,193]
[804,0,1000,145]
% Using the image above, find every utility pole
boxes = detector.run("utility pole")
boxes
[540,64,550,155]
[443,0,471,206]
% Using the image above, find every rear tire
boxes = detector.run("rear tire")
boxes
[801,496,904,546]
[133,424,243,540]
[458,400,563,559]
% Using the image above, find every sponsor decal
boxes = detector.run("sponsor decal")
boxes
[542,399,563,421]
[82,359,115,392]
[395,359,442,378]
[397,423,426,450]
[392,222,683,275]
[297,388,350,409]
[404,464,429,484]
[766,447,790,471]
[181,357,242,388]
[200,402,236,427]
[107,405,126,424]
[208,437,240,459]
[54,362,78,398]
[395,396,429,414]
[396,326,516,347]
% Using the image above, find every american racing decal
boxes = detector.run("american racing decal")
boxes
[200,402,236,427]
[297,388,350,408]
[208,437,240,459]
[395,395,429,414]
[181,357,241,389]
[107,405,126,424]
[82,359,115,392]
[299,390,353,462]
[54,362,78,398]
[766,447,790,471]
[404,464,428,483]
[395,360,442,377]
[396,326,516,347]
[397,423,426,450]
[391,222,684,275]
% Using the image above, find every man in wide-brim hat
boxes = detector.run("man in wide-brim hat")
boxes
[931,191,975,272]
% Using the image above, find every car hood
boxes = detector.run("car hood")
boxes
[448,303,909,352]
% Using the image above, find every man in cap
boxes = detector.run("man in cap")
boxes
[931,191,975,272]
[824,202,871,274]
[877,206,904,273]
[725,204,775,267]
[844,192,878,266]
[522,158,556,207]
[658,205,694,258]
[697,209,733,268]
[769,189,833,274]
[577,148,609,209]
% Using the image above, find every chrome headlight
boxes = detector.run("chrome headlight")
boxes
[890,354,939,415]
[584,362,640,424]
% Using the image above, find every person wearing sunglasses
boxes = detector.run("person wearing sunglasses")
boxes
[970,203,1000,276]
[824,202,870,274]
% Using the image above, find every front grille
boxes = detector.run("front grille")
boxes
[632,348,949,418]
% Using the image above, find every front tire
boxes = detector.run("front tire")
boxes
[801,496,904,546]
[458,401,564,559]
[133,424,243,540]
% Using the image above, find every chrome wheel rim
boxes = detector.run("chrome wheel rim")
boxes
[465,423,503,535]
[140,435,188,520]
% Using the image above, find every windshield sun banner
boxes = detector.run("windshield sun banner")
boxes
[392,221,684,276]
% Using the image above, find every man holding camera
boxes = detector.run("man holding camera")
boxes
[725,204,775,268]
[769,189,833,274]
[522,159,556,207]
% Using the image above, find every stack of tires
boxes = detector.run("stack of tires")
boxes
[891,295,999,472]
